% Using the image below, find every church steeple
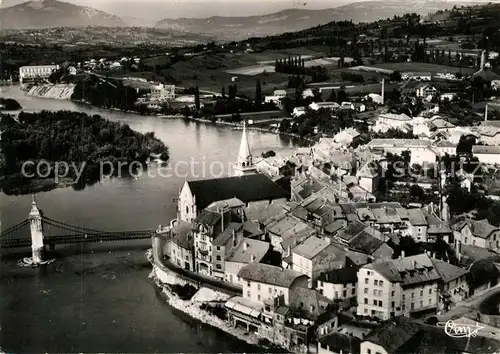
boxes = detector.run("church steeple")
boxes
[233,121,257,176]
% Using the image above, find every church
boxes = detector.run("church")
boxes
[177,122,289,222]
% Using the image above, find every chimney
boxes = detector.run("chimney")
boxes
[381,78,385,105]
[485,103,488,121]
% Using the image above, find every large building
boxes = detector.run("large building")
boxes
[19,65,59,84]
[150,84,175,101]
[177,123,288,222]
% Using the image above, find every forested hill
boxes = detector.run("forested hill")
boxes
[0,111,169,193]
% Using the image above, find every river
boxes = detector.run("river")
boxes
[0,85,297,353]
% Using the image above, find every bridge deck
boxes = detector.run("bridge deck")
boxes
[0,232,154,249]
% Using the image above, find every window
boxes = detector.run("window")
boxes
[364,298,368,304]
[364,288,368,294]
[378,290,383,296]
[429,299,432,305]
[352,288,355,295]
[365,278,369,284]
[269,287,272,293]
[411,292,415,299]
[373,299,377,305]
[343,290,347,298]
[216,255,221,261]
[216,246,220,251]
[258,284,261,291]
[411,303,415,310]
[247,291,250,297]
[402,294,405,301]
[367,349,372,354]
[392,291,395,296]
[429,288,432,295]
[420,290,423,297]
[420,300,423,307]
[379,280,384,286]
[364,308,368,314]
[473,240,476,246]
[185,255,189,260]
[378,300,383,307]
[216,264,221,269]
[464,237,468,244]
[247,281,250,287]
[373,289,377,296]
[374,280,378,286]
[392,301,395,308]
[335,291,339,298]
[367,271,372,275]
[258,295,261,301]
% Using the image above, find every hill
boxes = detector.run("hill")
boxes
[0,0,125,29]
[154,0,485,41]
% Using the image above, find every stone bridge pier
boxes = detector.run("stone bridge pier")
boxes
[29,195,44,264]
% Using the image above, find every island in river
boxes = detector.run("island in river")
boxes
[0,110,169,195]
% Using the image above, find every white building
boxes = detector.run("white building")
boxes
[364,139,437,166]
[472,145,500,165]
[372,113,412,134]
[316,266,359,301]
[19,65,60,84]
[150,84,175,101]
[309,102,340,111]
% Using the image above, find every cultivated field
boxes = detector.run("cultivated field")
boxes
[370,62,477,75]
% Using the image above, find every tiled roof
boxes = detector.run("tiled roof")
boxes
[431,259,467,283]
[207,197,245,210]
[288,287,333,321]
[317,265,360,284]
[225,237,270,264]
[281,227,316,250]
[292,236,331,260]
[407,209,427,226]
[366,139,431,148]
[467,219,498,239]
[364,254,441,286]
[213,222,243,246]
[187,174,289,211]
[348,231,384,255]
[318,332,361,354]
[194,209,222,226]
[324,220,346,235]
[237,263,307,288]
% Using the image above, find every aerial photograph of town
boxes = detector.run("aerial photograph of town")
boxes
[1,0,500,353]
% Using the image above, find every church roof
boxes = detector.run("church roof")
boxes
[238,122,252,163]
[187,174,289,211]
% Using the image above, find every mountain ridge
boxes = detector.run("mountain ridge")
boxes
[0,0,125,29]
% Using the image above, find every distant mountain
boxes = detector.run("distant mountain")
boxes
[154,0,486,40]
[0,0,125,29]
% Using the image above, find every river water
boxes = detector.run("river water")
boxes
[0,86,296,352]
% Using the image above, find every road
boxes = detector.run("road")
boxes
[437,284,500,322]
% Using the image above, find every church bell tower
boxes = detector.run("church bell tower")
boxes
[233,121,257,177]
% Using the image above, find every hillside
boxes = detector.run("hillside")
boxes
[154,0,485,41]
[0,0,125,29]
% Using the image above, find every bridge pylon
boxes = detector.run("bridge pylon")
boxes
[29,195,44,264]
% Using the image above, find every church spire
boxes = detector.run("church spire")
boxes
[233,120,257,176]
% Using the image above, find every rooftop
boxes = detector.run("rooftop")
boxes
[237,263,307,288]
[318,333,361,354]
[317,265,360,284]
[187,174,289,211]
[225,237,270,264]
[292,236,331,260]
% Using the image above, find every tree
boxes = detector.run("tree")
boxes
[255,79,262,106]
[221,86,226,98]
[194,86,200,111]
[327,90,337,102]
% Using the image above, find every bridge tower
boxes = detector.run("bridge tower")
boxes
[29,194,44,264]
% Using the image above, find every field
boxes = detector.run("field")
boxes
[370,62,477,75]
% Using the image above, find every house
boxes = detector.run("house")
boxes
[472,145,500,165]
[466,255,500,295]
[371,113,412,134]
[361,316,500,354]
[318,332,361,354]
[264,95,283,108]
[415,83,438,98]
[192,206,243,278]
[224,237,272,286]
[292,236,348,287]
[316,265,360,302]
[309,102,340,111]
[302,88,314,98]
[405,208,428,242]
[366,93,383,105]
[474,125,500,146]
[169,221,195,271]
[364,139,437,166]
[440,92,457,101]
[432,140,457,157]
[356,161,380,194]
[353,103,366,112]
[402,72,432,81]
[293,107,306,117]
[178,174,288,222]
[334,128,360,147]
[150,84,175,101]
[356,254,468,320]
[255,156,294,178]
[237,263,309,306]
[265,213,315,254]
[452,218,500,252]
[274,90,287,98]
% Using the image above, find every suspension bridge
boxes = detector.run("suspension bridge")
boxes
[0,196,156,262]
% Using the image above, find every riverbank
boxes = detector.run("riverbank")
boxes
[182,116,315,144]
[0,174,76,195]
